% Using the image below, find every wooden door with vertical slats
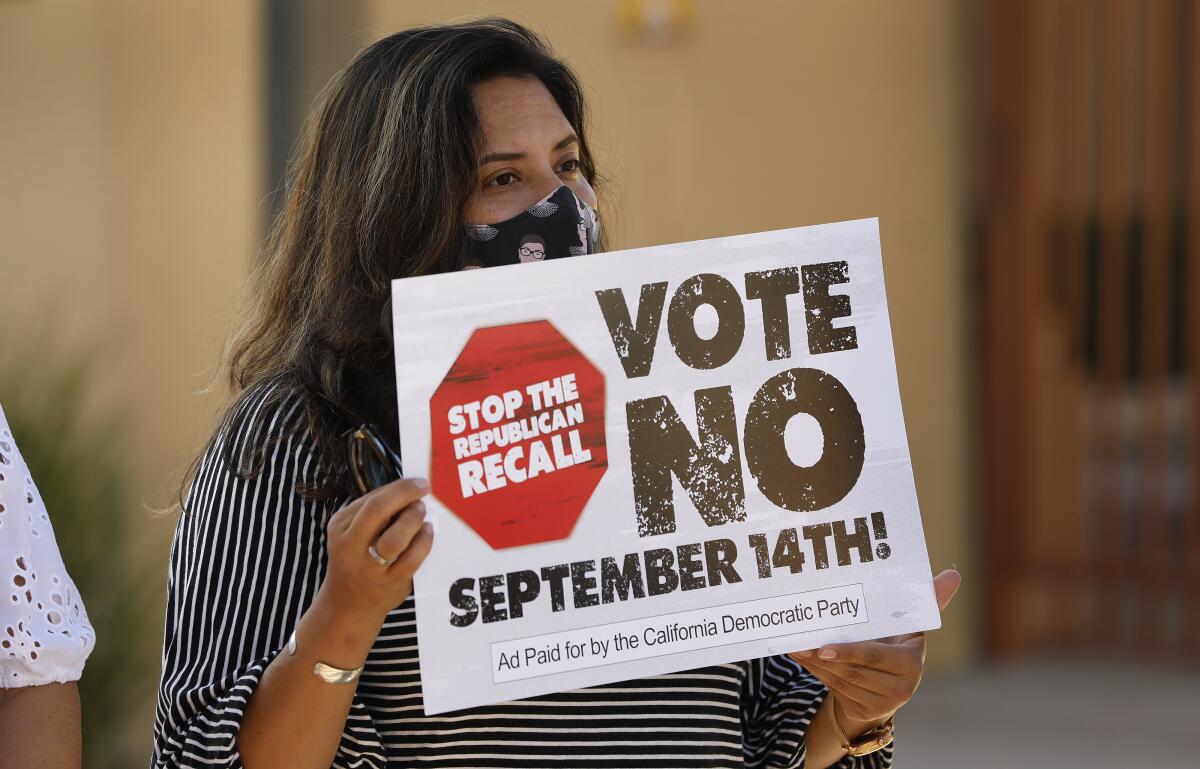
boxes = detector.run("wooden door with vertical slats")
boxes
[978,0,1199,658]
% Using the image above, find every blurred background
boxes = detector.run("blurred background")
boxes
[0,0,1195,766]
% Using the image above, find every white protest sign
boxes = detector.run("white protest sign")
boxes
[392,217,939,715]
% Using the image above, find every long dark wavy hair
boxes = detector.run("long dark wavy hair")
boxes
[186,18,600,504]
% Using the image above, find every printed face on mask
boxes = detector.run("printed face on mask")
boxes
[462,76,601,268]
[465,185,600,267]
[518,236,546,262]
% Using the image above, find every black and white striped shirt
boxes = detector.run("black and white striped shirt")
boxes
[151,384,892,768]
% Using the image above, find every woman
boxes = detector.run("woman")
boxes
[151,19,959,769]
[0,402,95,769]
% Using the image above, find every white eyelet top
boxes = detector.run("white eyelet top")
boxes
[0,402,94,688]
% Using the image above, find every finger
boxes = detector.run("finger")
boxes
[346,478,429,545]
[390,522,434,577]
[827,683,894,723]
[933,568,961,612]
[792,658,876,710]
[327,495,365,534]
[872,633,929,668]
[799,641,920,677]
[793,660,894,717]
[372,502,429,561]
[889,630,922,643]
[797,655,905,689]
[799,658,912,713]
[888,632,928,663]
[879,571,961,644]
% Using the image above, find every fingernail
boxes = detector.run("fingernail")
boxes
[793,649,812,658]
[416,500,428,516]
[422,521,434,535]
[412,477,430,492]
[818,648,837,660]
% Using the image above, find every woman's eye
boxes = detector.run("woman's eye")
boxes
[557,159,581,174]
[488,172,519,188]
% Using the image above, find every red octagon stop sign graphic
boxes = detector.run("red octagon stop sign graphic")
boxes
[429,320,607,549]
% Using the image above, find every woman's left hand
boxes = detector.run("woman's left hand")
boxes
[789,569,961,729]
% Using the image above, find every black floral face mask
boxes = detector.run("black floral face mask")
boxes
[463,186,601,268]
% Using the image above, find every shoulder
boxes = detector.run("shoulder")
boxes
[222,379,312,451]
[185,380,337,514]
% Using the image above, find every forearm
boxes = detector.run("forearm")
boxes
[239,592,383,769]
[804,697,889,769]
[0,681,81,769]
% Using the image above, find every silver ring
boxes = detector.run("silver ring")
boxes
[367,542,396,567]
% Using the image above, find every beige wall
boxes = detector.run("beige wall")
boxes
[1,0,261,752]
[1,1,261,507]
[365,0,975,668]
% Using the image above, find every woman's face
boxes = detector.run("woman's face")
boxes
[465,76,597,225]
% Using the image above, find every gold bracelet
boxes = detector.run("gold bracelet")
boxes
[827,693,895,757]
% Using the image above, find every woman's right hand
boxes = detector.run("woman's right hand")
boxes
[239,479,434,769]
[317,477,434,630]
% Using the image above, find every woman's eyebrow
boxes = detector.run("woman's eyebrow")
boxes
[478,134,579,166]
[552,133,579,151]
[479,150,524,165]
